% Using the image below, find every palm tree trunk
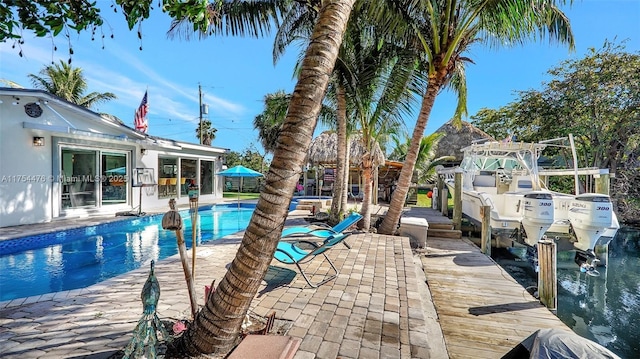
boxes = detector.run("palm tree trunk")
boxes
[330,82,348,224]
[359,159,374,230]
[378,71,446,235]
[170,0,356,356]
[342,139,351,210]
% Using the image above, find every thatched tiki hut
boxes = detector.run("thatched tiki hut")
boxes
[306,131,385,201]
[433,120,495,165]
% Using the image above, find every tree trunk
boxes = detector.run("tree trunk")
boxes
[359,156,374,230]
[170,0,356,356]
[378,71,446,235]
[342,138,351,211]
[330,82,348,224]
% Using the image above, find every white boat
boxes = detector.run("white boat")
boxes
[440,137,619,271]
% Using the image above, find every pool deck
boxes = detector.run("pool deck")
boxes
[0,203,449,358]
[0,201,570,358]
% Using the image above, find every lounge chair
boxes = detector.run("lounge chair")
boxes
[273,232,351,288]
[281,212,362,249]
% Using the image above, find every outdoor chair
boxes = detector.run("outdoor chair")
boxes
[273,232,352,288]
[281,212,362,249]
[167,178,177,196]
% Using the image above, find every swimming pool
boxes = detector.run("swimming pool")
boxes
[0,204,255,302]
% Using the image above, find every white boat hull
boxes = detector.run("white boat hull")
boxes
[441,139,620,259]
[460,190,554,247]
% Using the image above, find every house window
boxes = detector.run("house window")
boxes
[180,159,198,196]
[158,158,177,198]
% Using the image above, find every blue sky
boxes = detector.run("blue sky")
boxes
[1,0,638,153]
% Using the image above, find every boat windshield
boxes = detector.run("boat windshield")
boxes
[460,147,538,175]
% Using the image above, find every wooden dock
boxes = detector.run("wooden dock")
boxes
[421,235,572,358]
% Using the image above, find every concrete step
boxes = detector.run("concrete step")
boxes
[428,228,462,239]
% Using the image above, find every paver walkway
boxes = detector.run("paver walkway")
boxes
[1,224,447,358]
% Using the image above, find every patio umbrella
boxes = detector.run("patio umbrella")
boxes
[217,165,263,207]
[105,166,127,175]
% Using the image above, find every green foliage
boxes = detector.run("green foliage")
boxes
[195,119,217,145]
[471,40,640,172]
[253,89,338,154]
[224,149,269,174]
[253,90,290,154]
[547,176,577,194]
[1,0,216,58]
[223,151,242,168]
[222,192,260,200]
[0,1,104,43]
[28,60,116,108]
[388,131,453,184]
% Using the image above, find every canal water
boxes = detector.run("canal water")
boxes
[493,227,640,358]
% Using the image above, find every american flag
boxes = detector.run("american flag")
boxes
[324,168,335,182]
[134,91,148,133]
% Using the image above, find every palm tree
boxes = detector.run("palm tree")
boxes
[253,91,291,153]
[271,2,422,227]
[377,0,575,234]
[28,60,116,108]
[326,79,352,223]
[253,90,335,154]
[195,119,217,145]
[271,1,355,224]
[388,132,454,184]
[335,14,422,229]
[167,1,357,355]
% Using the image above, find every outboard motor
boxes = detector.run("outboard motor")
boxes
[520,192,554,247]
[568,194,613,252]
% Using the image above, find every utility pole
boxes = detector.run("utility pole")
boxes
[198,83,203,145]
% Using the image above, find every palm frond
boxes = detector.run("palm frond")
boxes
[167,0,290,40]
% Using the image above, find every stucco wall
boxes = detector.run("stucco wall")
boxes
[0,101,53,227]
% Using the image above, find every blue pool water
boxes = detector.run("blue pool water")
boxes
[0,204,256,302]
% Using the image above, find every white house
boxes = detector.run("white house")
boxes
[0,87,228,228]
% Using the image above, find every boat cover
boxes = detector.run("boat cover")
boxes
[501,328,621,359]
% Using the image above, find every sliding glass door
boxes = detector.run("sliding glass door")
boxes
[200,160,214,195]
[60,147,129,210]
[61,148,97,209]
[102,152,128,205]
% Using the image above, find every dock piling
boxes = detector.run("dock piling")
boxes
[453,170,462,230]
[538,240,557,311]
[480,205,491,256]
[441,188,448,217]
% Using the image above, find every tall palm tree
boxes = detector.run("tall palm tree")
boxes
[195,119,217,145]
[325,79,352,223]
[168,1,357,355]
[28,60,116,108]
[271,1,422,226]
[377,0,575,234]
[271,0,355,224]
[336,14,423,229]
